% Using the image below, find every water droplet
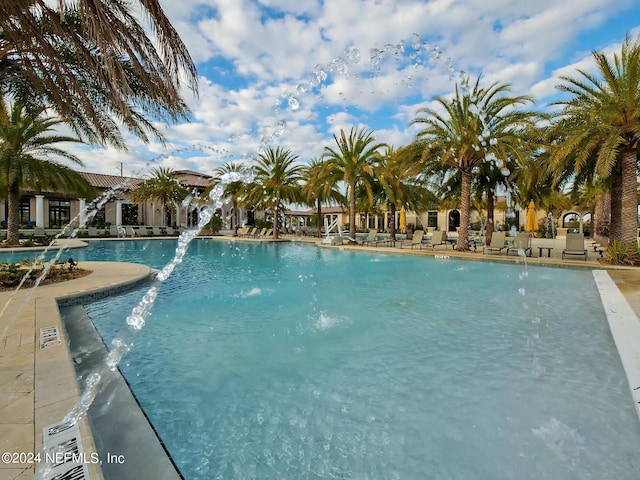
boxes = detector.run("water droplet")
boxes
[287,96,300,111]
[345,46,360,63]
[331,57,349,75]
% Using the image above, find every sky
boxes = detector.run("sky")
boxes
[69,0,640,179]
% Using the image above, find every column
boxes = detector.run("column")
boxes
[116,200,122,226]
[78,198,87,227]
[35,195,44,227]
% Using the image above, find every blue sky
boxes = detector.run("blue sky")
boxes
[73,0,640,178]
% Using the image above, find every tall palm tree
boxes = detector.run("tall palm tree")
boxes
[322,127,385,242]
[301,158,344,238]
[204,162,249,236]
[131,167,189,226]
[0,99,95,245]
[0,0,196,146]
[549,33,640,246]
[244,146,304,239]
[373,144,435,241]
[412,77,538,250]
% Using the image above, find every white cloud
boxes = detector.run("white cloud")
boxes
[63,0,640,176]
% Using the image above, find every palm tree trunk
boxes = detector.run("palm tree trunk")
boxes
[389,203,396,240]
[620,149,638,246]
[595,190,610,237]
[610,166,623,245]
[6,184,21,245]
[274,207,279,239]
[456,170,471,251]
[232,200,239,236]
[316,199,322,238]
[349,180,357,243]
[486,189,495,245]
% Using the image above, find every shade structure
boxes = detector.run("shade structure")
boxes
[525,200,539,232]
[399,207,406,231]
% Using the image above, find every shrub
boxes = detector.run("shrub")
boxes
[605,241,640,266]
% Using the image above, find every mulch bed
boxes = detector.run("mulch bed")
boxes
[0,268,93,292]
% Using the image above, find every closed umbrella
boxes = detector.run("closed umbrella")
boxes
[525,200,538,232]
[399,207,406,232]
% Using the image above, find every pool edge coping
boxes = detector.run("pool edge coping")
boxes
[593,270,640,420]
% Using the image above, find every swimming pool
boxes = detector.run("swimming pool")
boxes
[12,240,640,478]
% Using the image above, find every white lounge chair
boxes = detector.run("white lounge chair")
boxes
[562,233,587,261]
[126,227,137,237]
[483,231,507,255]
[424,230,448,250]
[507,232,532,257]
[397,230,424,249]
[152,226,163,236]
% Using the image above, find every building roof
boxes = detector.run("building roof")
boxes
[174,169,213,188]
[284,205,347,216]
[79,172,143,190]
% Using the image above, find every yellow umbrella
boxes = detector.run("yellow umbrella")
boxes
[399,207,406,232]
[525,200,538,232]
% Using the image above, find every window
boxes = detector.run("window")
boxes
[19,198,30,225]
[49,200,71,228]
[122,203,139,225]
[427,211,438,228]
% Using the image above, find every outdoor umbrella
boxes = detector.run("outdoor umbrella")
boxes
[525,200,538,232]
[399,207,406,232]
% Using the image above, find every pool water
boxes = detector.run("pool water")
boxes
[12,240,640,479]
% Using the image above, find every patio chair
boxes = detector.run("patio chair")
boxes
[483,231,507,255]
[359,229,379,246]
[507,232,532,257]
[397,230,425,249]
[109,225,121,237]
[236,226,250,237]
[255,228,267,237]
[126,227,137,238]
[265,228,273,237]
[562,233,587,261]
[424,230,448,250]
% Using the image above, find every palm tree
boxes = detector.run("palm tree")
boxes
[412,77,538,250]
[0,99,95,245]
[130,167,189,227]
[204,162,249,236]
[301,158,344,238]
[549,33,640,246]
[373,144,435,241]
[0,0,196,146]
[322,127,385,242]
[244,147,304,239]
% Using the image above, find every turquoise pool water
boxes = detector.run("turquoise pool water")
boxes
[8,240,640,478]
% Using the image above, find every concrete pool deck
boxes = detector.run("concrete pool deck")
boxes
[0,236,639,479]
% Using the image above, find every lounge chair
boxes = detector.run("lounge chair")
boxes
[255,228,267,237]
[359,229,379,246]
[247,227,257,237]
[87,226,99,237]
[166,226,178,236]
[109,225,121,237]
[562,233,587,261]
[34,226,46,238]
[507,232,532,257]
[265,228,273,237]
[424,230,448,250]
[397,230,424,249]
[152,226,164,236]
[483,231,507,255]
[126,227,137,238]
[237,226,249,237]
